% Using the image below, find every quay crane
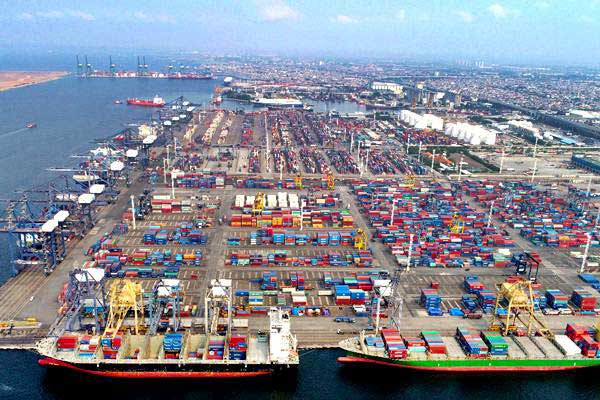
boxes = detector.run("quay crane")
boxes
[489,277,552,337]
[103,280,144,338]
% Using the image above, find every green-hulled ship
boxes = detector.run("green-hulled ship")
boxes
[338,333,600,372]
[339,275,600,372]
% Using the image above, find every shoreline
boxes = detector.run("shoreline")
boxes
[0,71,69,93]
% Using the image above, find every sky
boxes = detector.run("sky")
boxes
[0,0,599,65]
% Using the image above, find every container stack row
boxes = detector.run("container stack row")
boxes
[227,251,373,267]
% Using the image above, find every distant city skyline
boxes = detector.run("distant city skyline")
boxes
[0,0,599,66]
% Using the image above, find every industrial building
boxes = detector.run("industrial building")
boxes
[572,154,600,174]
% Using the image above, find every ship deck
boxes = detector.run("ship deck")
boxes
[340,335,586,362]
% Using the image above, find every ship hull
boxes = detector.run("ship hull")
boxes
[39,357,296,379]
[338,351,600,373]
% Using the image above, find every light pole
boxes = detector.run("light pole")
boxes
[458,155,464,181]
[171,170,176,199]
[406,233,414,272]
[487,200,495,228]
[130,195,136,230]
[530,157,538,183]
[580,232,592,274]
[430,149,436,175]
[499,148,505,174]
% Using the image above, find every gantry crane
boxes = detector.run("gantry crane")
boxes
[103,280,145,338]
[326,173,335,191]
[252,192,266,215]
[295,173,303,190]
[450,213,465,234]
[354,228,369,251]
[489,278,552,337]
[405,174,416,189]
[147,279,181,335]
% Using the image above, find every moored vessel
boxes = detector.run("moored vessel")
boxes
[127,96,165,107]
[36,278,298,378]
[339,274,600,373]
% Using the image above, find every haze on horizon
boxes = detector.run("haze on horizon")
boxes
[1,0,599,66]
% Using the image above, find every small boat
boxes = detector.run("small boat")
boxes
[26,123,37,129]
[114,100,123,104]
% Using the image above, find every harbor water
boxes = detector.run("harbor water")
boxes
[0,73,598,400]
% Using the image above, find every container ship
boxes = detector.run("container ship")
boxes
[36,277,298,378]
[127,96,165,107]
[339,277,600,373]
[250,97,304,109]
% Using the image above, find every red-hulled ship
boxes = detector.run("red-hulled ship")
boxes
[127,95,165,107]
[36,278,298,379]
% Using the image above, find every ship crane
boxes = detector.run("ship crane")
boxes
[103,280,144,338]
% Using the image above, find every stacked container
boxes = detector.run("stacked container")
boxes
[546,289,569,309]
[228,335,247,360]
[334,285,351,305]
[403,337,427,353]
[207,337,225,360]
[249,291,264,306]
[421,331,446,354]
[350,289,366,305]
[381,328,408,359]
[78,335,99,358]
[291,272,305,290]
[261,272,278,290]
[477,290,496,313]
[455,327,488,357]
[101,336,122,359]
[163,333,183,359]
[56,335,78,352]
[571,289,597,311]
[420,288,442,316]
[480,331,509,356]
[464,276,485,294]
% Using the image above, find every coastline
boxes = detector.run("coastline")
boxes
[0,71,69,93]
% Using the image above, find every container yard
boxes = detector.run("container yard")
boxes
[0,101,599,379]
